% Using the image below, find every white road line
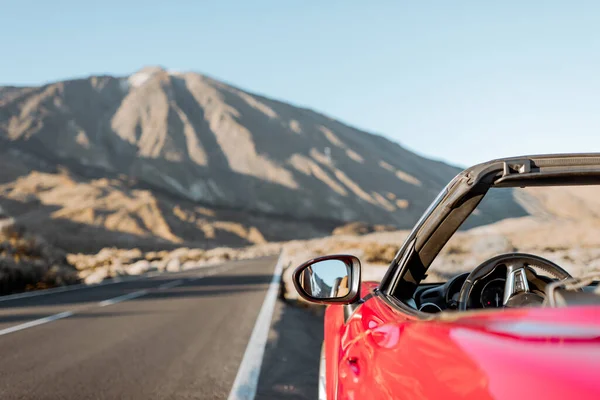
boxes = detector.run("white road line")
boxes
[190,266,228,281]
[228,253,284,400]
[0,273,152,303]
[158,279,184,290]
[0,258,268,337]
[0,311,74,336]
[98,290,149,307]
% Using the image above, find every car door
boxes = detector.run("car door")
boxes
[334,293,492,399]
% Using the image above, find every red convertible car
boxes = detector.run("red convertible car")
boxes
[293,154,600,400]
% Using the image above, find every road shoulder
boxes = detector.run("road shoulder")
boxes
[256,299,324,400]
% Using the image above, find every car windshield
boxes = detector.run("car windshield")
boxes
[426,185,600,282]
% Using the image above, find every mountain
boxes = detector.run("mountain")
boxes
[0,67,524,252]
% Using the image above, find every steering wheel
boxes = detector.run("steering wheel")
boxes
[458,253,573,311]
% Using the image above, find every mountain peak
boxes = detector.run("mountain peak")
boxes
[135,65,167,74]
[127,66,168,87]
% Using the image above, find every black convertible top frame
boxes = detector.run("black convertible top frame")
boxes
[379,153,600,300]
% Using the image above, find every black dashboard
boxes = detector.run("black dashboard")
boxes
[415,268,554,312]
[415,272,469,312]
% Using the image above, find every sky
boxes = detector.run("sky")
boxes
[2,0,599,166]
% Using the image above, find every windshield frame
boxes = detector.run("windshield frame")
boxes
[377,153,600,303]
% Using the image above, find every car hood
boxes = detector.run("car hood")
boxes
[436,307,600,398]
[439,305,600,337]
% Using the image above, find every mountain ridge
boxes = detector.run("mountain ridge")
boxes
[2,66,457,170]
[0,67,524,252]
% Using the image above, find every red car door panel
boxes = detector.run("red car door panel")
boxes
[327,287,600,399]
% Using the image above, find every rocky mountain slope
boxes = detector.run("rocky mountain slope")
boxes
[0,166,334,253]
[0,67,524,252]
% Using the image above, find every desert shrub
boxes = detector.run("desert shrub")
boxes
[362,243,398,264]
[0,219,80,295]
[332,222,396,237]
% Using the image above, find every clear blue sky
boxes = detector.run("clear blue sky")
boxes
[2,0,599,166]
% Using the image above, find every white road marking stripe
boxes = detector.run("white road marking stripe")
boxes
[0,273,160,302]
[0,311,74,336]
[228,253,284,400]
[158,279,184,290]
[0,258,268,336]
[98,290,149,307]
[190,266,229,281]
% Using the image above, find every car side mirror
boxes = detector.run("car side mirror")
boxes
[292,254,361,305]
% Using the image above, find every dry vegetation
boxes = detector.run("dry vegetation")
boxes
[2,151,600,299]
[3,207,600,298]
[331,221,396,237]
[0,210,79,295]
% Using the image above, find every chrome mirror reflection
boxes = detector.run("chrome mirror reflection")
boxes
[293,254,361,305]
[298,259,350,299]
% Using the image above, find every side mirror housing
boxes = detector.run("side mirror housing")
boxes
[292,254,361,305]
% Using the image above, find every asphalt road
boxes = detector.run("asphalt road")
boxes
[0,256,284,400]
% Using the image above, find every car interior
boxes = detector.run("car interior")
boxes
[411,259,600,313]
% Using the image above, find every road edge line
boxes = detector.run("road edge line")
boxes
[0,311,74,336]
[158,279,184,290]
[98,290,149,307]
[227,252,285,400]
